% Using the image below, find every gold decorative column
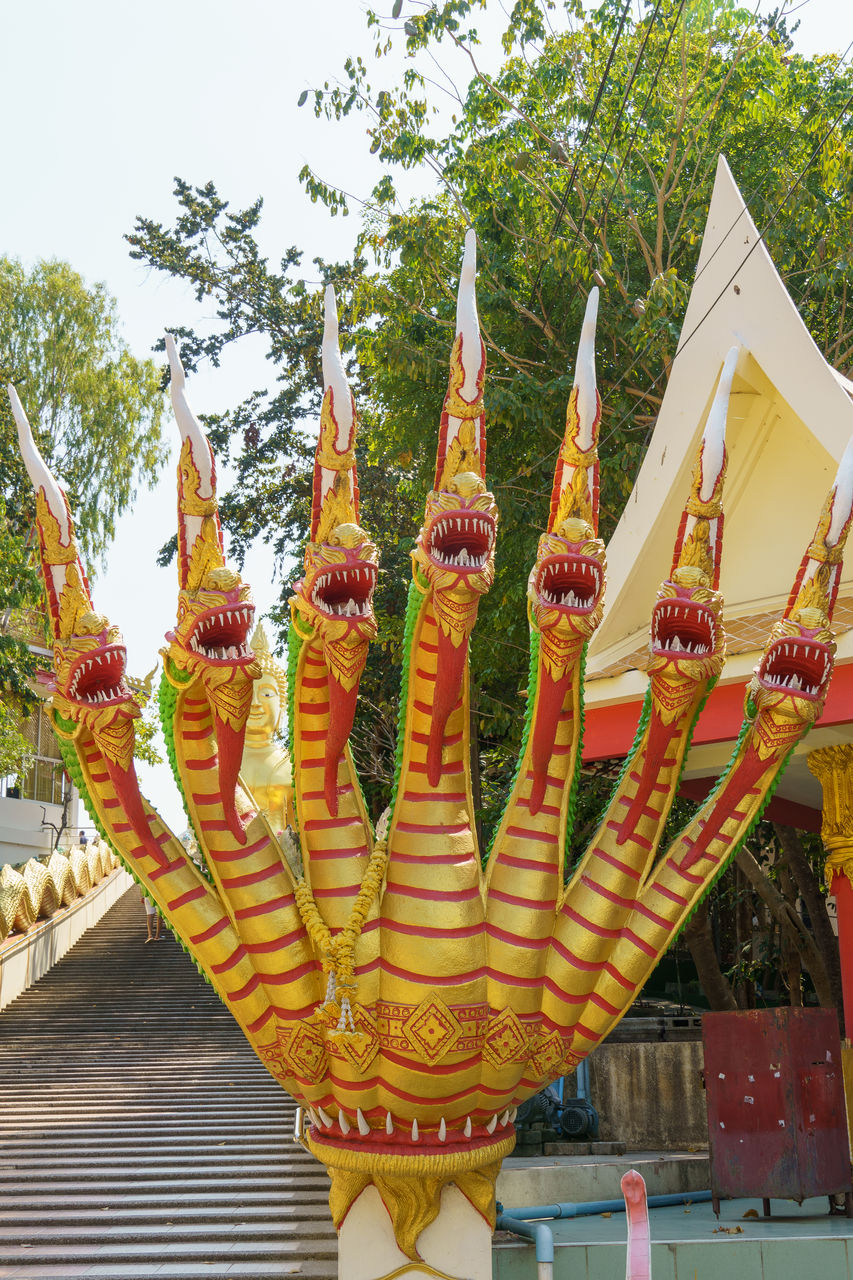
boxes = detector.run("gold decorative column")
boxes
[808,744,853,1154]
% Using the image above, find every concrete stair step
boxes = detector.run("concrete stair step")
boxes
[0,889,336,1279]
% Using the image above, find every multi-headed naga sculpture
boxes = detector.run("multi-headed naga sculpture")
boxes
[11,230,853,1277]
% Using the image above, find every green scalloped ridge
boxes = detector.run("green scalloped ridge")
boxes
[287,622,301,761]
[157,663,212,884]
[564,641,588,851]
[389,577,425,816]
[51,708,218,994]
[591,670,720,851]
[669,699,802,943]
[486,634,588,872]
[485,627,541,865]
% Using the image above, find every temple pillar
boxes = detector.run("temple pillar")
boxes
[807,744,853,1155]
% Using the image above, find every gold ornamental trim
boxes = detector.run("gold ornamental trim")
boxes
[443,334,485,422]
[317,391,356,471]
[310,1132,513,1259]
[36,489,77,563]
[824,851,853,891]
[307,1130,515,1180]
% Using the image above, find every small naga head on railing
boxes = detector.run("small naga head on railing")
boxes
[161,335,259,843]
[291,286,379,813]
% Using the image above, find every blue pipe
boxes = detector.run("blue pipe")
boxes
[498,1190,713,1221]
[575,1057,590,1102]
[495,1216,554,1263]
[496,1190,713,1278]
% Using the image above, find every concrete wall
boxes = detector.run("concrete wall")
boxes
[574,1041,708,1149]
[0,867,132,1009]
[0,793,80,867]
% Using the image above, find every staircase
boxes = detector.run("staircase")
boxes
[0,888,337,1279]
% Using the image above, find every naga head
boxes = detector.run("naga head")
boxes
[414,233,497,605]
[648,347,738,687]
[529,288,606,663]
[8,385,166,868]
[749,434,853,723]
[412,232,498,783]
[291,287,379,811]
[161,335,259,842]
[525,289,606,812]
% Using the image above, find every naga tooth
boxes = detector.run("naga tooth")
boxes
[338,1111,351,1136]
[500,1109,510,1127]
[464,1117,472,1139]
[486,1115,498,1134]
[509,1107,518,1123]
[439,1118,447,1142]
[790,674,802,690]
[318,1107,332,1128]
[385,1111,394,1135]
[357,1109,370,1137]
[308,1107,319,1128]
[671,636,683,651]
[411,1119,419,1141]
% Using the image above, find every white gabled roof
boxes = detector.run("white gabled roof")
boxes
[588,154,853,683]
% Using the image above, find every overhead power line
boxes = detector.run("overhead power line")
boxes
[528,0,634,304]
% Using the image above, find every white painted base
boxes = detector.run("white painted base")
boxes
[0,868,133,1008]
[338,1184,493,1280]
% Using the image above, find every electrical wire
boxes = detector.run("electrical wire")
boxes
[528,0,634,303]
[596,73,853,459]
[554,0,673,293]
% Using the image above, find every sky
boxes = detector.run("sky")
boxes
[2,0,851,833]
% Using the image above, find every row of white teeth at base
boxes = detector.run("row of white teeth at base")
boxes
[315,596,369,617]
[764,672,820,694]
[431,547,488,568]
[307,1106,518,1140]
[653,634,710,655]
[188,636,249,660]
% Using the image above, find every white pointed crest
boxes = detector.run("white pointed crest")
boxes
[828,432,853,547]
[7,384,71,544]
[455,229,481,401]
[165,334,214,500]
[573,287,599,450]
[699,346,738,502]
[322,285,354,447]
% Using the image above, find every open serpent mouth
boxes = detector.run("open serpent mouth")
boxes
[758,636,831,698]
[311,563,377,618]
[428,510,495,570]
[652,599,717,657]
[188,604,255,662]
[536,554,602,612]
[69,645,130,705]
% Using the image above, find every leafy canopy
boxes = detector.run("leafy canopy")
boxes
[127,0,853,822]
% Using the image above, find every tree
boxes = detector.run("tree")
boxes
[127,0,850,998]
[0,257,167,566]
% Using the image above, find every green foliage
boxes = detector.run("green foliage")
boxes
[127,0,853,836]
[0,257,167,568]
[0,700,35,781]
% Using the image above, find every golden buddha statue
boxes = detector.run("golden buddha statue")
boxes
[239,623,295,839]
